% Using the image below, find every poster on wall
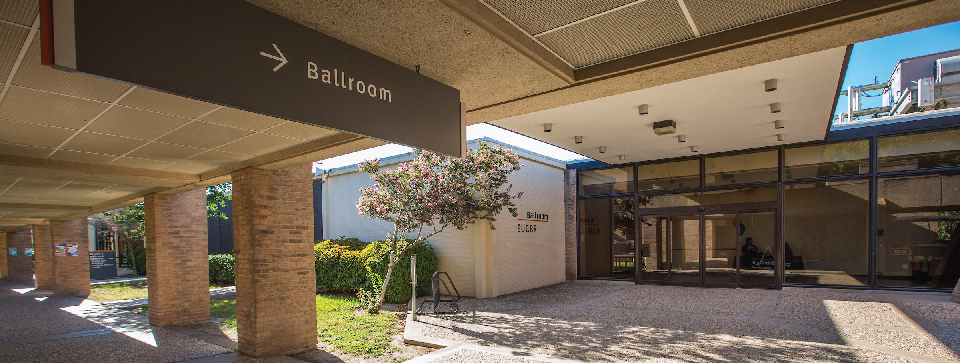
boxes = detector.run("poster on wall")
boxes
[24,248,34,256]
[54,244,67,256]
[8,248,16,256]
[67,244,79,257]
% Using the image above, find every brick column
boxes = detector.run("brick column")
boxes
[0,232,7,280]
[953,279,960,303]
[145,189,210,326]
[6,230,33,281]
[233,165,316,357]
[33,224,53,290]
[50,219,90,296]
[564,169,578,281]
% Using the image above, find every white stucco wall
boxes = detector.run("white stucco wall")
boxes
[320,139,566,298]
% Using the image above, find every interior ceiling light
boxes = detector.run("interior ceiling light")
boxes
[544,123,552,132]
[575,136,583,144]
[678,134,686,142]
[618,154,626,160]
[638,104,649,115]
[599,146,607,153]
[775,120,784,129]
[770,102,782,113]
[653,120,676,135]
[690,145,699,153]
[778,134,786,141]
[765,79,778,92]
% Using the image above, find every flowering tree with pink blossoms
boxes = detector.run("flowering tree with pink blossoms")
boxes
[357,142,523,312]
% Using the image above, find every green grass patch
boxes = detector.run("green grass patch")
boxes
[202,295,399,357]
[88,281,149,302]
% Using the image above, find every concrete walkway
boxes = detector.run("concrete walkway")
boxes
[404,280,960,362]
[0,280,304,363]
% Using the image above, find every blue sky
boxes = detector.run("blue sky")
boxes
[836,20,960,114]
[317,20,960,170]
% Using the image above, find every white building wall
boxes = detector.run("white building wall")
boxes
[320,139,566,298]
[491,158,566,296]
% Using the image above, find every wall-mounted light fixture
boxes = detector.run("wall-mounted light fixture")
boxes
[690,145,699,153]
[770,102,782,113]
[777,134,786,141]
[765,79,778,92]
[544,123,552,132]
[618,154,626,161]
[653,120,676,135]
[639,104,649,115]
[599,146,607,153]
[678,134,686,143]
[775,120,784,129]
[574,136,583,144]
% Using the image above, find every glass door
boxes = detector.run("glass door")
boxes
[702,208,777,288]
[637,207,702,286]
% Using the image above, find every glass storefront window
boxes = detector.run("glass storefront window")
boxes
[878,174,960,289]
[580,167,633,195]
[579,197,635,279]
[784,179,870,286]
[701,186,777,205]
[785,140,869,178]
[637,159,700,191]
[705,151,778,186]
[878,128,960,171]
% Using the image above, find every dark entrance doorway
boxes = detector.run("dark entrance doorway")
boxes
[636,203,778,288]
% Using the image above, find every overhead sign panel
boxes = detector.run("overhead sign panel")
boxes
[42,0,465,157]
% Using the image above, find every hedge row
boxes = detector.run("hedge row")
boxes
[315,237,437,303]
[209,254,235,285]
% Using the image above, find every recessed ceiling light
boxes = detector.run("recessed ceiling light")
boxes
[765,79,778,92]
[770,102,782,113]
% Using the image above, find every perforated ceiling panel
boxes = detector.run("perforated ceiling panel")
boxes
[684,0,840,36]
[0,0,38,27]
[0,23,27,79]
[538,0,693,68]
[483,0,636,35]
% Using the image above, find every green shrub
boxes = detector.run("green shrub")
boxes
[315,239,370,292]
[209,254,235,285]
[362,239,437,304]
[134,247,146,275]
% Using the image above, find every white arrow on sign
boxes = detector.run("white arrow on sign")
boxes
[259,44,288,71]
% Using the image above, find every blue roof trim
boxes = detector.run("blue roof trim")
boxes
[566,160,610,170]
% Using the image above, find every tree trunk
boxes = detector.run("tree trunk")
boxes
[373,257,398,313]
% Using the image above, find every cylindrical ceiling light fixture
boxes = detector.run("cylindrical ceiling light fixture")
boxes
[775,120,784,129]
[678,134,686,142]
[638,104,649,115]
[599,146,607,153]
[765,79,778,92]
[544,123,552,132]
[777,134,786,141]
[690,145,699,153]
[770,102,782,113]
[618,154,626,160]
[574,136,583,144]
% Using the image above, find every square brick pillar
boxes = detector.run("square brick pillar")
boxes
[6,230,34,281]
[33,224,54,290]
[564,169,578,281]
[144,189,210,326]
[953,279,960,303]
[0,232,7,280]
[50,218,90,296]
[233,165,316,357]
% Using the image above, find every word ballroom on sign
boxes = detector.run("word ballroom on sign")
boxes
[517,211,549,233]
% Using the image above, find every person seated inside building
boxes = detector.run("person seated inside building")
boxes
[741,237,760,269]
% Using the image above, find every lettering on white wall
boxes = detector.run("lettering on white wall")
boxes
[517,211,549,233]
